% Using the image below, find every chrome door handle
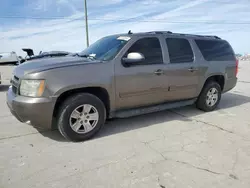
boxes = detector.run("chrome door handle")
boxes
[188,67,198,72]
[154,69,163,75]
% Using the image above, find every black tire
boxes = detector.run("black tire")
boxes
[57,93,106,142]
[196,81,221,112]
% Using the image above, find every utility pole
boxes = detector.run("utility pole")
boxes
[84,0,89,47]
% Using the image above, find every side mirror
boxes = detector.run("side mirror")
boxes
[122,52,145,66]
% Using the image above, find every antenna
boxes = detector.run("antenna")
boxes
[128,30,133,34]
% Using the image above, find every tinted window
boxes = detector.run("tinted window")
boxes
[166,38,194,64]
[195,39,235,61]
[126,37,163,65]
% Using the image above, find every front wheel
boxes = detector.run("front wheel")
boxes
[57,93,106,142]
[196,81,221,112]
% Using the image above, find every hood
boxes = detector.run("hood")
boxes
[27,51,70,60]
[13,56,101,77]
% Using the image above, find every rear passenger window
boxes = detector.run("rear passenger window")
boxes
[126,37,163,65]
[195,39,235,61]
[166,38,194,64]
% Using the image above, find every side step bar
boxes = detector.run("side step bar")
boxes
[112,99,196,118]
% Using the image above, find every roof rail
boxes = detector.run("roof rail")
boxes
[173,33,221,39]
[198,35,221,39]
[214,36,221,39]
[143,31,221,39]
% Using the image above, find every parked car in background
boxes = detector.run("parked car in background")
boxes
[7,31,238,142]
[0,52,20,65]
[20,48,71,63]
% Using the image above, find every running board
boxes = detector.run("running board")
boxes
[112,99,196,118]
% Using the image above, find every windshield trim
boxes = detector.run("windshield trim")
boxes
[78,35,131,61]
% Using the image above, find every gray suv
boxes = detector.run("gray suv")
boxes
[7,31,238,141]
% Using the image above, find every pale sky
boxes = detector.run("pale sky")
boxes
[1,0,250,56]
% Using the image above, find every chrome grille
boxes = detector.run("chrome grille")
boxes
[12,86,17,94]
[11,75,20,95]
[14,75,19,81]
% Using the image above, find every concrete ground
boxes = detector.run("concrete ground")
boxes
[0,62,250,188]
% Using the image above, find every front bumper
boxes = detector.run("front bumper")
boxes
[6,86,56,130]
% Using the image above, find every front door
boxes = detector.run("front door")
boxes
[114,37,168,110]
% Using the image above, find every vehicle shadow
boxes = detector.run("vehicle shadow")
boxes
[39,130,69,142]
[40,92,250,142]
[219,92,250,109]
[0,85,10,92]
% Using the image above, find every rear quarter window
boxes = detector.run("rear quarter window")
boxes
[195,39,235,61]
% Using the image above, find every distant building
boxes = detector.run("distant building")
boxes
[238,53,250,61]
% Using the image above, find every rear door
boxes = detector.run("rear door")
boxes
[164,37,200,100]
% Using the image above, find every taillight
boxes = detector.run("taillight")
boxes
[236,59,239,76]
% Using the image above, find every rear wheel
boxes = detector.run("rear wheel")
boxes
[57,93,106,142]
[196,81,221,112]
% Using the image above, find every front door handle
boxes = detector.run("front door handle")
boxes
[154,69,163,75]
[188,67,198,72]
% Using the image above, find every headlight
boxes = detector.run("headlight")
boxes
[20,80,45,97]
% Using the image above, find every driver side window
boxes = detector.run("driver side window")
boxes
[125,37,163,65]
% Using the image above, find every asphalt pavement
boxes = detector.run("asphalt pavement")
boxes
[0,62,250,188]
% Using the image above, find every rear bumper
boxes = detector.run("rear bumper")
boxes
[223,77,238,93]
[6,86,56,130]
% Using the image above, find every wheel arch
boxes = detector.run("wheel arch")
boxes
[53,87,111,119]
[199,74,225,95]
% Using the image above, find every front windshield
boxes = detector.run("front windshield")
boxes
[78,35,131,61]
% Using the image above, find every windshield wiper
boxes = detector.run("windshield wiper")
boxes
[70,53,80,57]
[78,54,96,60]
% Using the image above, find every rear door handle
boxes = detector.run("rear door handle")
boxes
[188,67,198,72]
[154,69,163,75]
